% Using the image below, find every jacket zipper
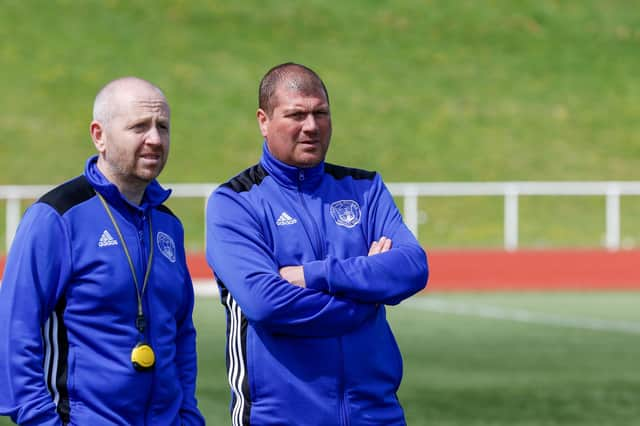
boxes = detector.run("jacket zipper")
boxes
[338,337,349,425]
[297,170,326,259]
[137,213,151,343]
[137,213,155,416]
[298,169,348,423]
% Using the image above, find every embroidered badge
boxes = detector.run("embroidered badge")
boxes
[330,200,361,228]
[157,231,176,263]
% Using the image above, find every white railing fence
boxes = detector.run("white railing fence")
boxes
[2,182,640,253]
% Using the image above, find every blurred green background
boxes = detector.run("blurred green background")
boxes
[2,0,640,253]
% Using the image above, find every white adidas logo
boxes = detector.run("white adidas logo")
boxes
[98,230,118,247]
[276,212,297,226]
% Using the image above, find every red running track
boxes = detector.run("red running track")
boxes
[2,249,639,291]
[422,249,640,291]
[185,249,640,291]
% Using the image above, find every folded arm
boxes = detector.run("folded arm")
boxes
[300,175,429,305]
[206,189,378,337]
[280,236,392,286]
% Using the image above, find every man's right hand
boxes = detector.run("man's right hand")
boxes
[368,236,392,256]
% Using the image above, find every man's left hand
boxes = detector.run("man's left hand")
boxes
[280,266,306,287]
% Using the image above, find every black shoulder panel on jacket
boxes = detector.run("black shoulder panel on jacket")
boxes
[156,204,177,218]
[324,163,377,181]
[38,175,95,215]
[222,164,268,193]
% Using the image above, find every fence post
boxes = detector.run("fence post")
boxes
[504,185,519,251]
[6,197,21,253]
[203,196,208,252]
[404,186,419,238]
[605,185,621,251]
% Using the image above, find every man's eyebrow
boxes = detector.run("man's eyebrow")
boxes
[282,104,329,113]
[127,116,152,124]
[282,107,307,114]
[128,113,170,122]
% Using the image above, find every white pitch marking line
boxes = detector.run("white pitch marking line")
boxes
[193,280,218,297]
[404,298,640,335]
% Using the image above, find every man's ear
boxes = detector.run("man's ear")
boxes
[90,120,106,153]
[256,109,269,138]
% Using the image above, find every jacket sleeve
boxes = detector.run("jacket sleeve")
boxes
[0,204,69,426]
[304,174,429,305]
[206,188,378,337]
[174,234,205,426]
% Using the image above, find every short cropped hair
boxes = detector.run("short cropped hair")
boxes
[258,63,329,116]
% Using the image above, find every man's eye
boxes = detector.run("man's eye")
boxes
[288,112,306,120]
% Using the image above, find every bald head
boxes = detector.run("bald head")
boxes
[89,76,171,204]
[258,63,329,117]
[93,77,168,127]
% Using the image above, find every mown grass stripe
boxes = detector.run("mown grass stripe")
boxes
[405,297,640,334]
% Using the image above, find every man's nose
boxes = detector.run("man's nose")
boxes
[146,126,163,144]
[302,114,318,133]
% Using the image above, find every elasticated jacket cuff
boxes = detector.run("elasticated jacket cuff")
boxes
[303,260,330,293]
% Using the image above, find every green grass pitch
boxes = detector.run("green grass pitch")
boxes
[5,291,638,425]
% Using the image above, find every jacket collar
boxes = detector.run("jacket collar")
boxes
[84,155,171,214]
[259,141,325,190]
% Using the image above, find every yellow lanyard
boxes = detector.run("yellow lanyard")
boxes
[97,193,153,333]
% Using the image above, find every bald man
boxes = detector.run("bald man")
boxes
[0,77,205,425]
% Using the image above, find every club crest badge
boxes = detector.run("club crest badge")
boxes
[157,231,176,263]
[330,200,361,228]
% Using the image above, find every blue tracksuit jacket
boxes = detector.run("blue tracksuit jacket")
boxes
[206,143,429,425]
[0,156,204,425]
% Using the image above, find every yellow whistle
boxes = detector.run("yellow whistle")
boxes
[131,343,155,371]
